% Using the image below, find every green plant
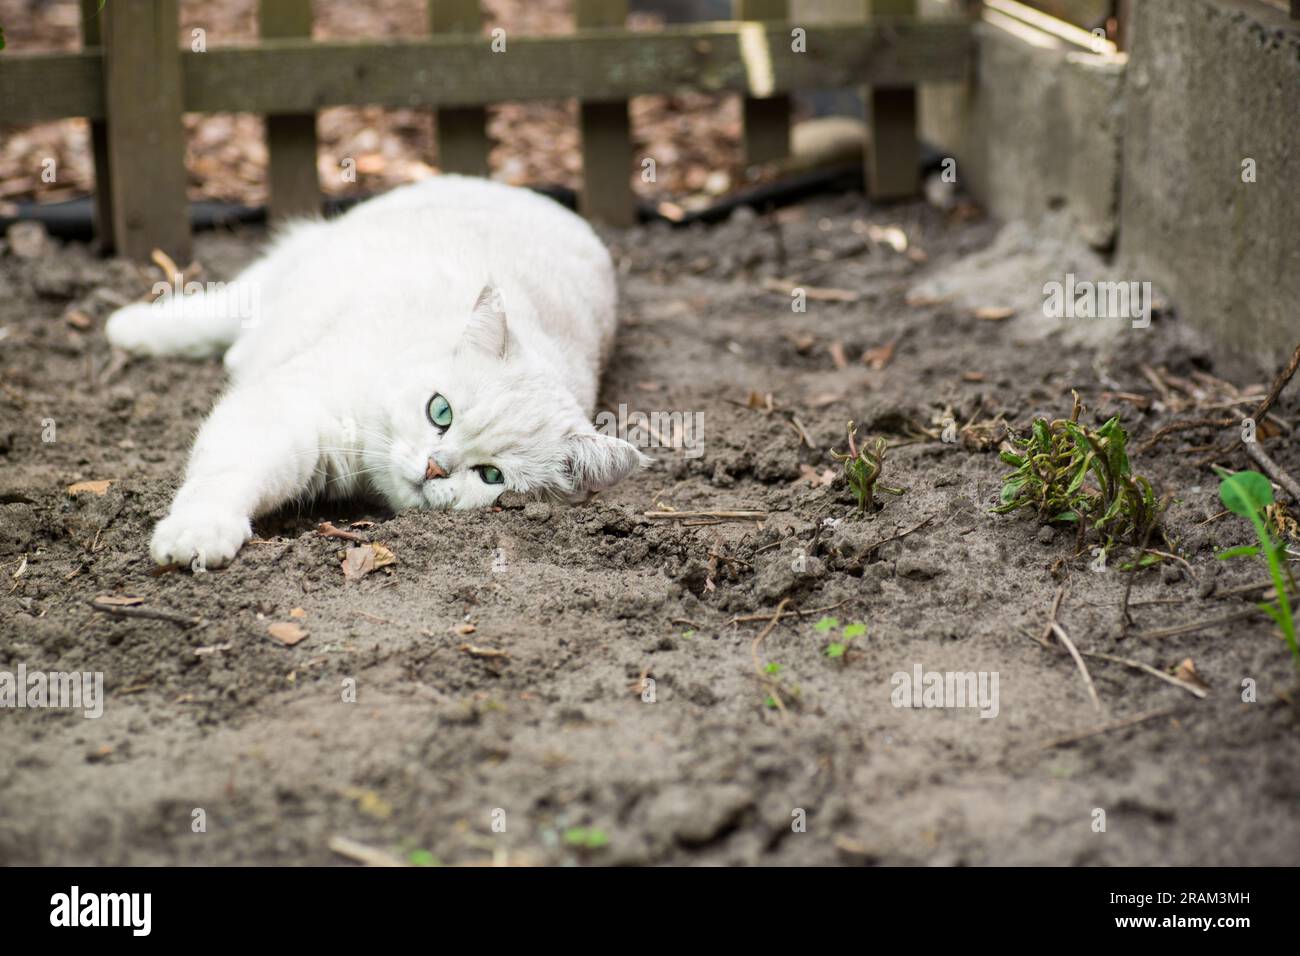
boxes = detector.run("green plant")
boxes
[815,617,866,658]
[995,393,1164,553]
[1215,469,1297,670]
[831,422,903,515]
[563,826,609,849]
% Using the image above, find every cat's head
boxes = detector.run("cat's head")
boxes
[365,285,648,511]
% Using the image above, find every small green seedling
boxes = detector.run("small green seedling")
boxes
[831,422,904,515]
[996,392,1164,554]
[407,848,440,867]
[563,826,610,850]
[1215,469,1297,670]
[819,618,867,658]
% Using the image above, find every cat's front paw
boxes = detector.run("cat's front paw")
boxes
[150,506,252,570]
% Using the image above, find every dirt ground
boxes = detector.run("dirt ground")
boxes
[1,193,1298,866]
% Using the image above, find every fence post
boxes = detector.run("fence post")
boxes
[260,0,320,221]
[430,0,492,175]
[79,0,114,253]
[734,0,791,167]
[576,0,635,226]
[102,0,190,261]
[865,0,920,199]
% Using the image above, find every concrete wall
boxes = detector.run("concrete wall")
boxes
[919,0,1125,250]
[1119,0,1300,372]
[919,0,1298,373]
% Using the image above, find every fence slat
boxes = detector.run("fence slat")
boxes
[865,0,920,199]
[102,0,189,262]
[0,23,973,121]
[430,0,491,175]
[576,0,635,226]
[260,0,319,221]
[734,0,791,167]
[79,0,114,252]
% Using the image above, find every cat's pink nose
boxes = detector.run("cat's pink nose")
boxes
[425,457,447,481]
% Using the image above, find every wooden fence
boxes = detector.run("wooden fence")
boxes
[0,0,973,261]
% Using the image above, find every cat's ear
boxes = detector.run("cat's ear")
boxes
[458,284,509,360]
[562,431,651,493]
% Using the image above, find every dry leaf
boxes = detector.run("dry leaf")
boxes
[267,621,309,646]
[349,520,375,529]
[807,392,841,408]
[975,306,1015,322]
[454,623,477,636]
[862,339,896,370]
[289,607,306,618]
[93,594,143,608]
[794,464,836,487]
[459,643,509,659]
[371,543,397,568]
[828,341,848,370]
[341,546,376,581]
[961,371,986,382]
[1172,658,1210,691]
[68,480,113,496]
[64,309,93,330]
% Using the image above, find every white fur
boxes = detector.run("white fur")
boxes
[107,176,647,568]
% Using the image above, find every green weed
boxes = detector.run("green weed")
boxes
[1215,469,1298,671]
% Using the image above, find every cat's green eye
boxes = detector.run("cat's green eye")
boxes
[427,393,453,429]
[478,466,504,485]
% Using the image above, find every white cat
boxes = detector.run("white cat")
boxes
[106,176,648,569]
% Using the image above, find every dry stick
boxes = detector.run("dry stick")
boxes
[1202,341,1300,465]
[1038,706,1182,751]
[728,600,845,626]
[88,598,204,629]
[1137,417,1234,454]
[1120,493,1171,635]
[1037,585,1066,647]
[1079,650,1208,699]
[318,521,366,542]
[1245,440,1300,504]
[751,597,790,716]
[865,514,936,553]
[644,510,767,521]
[1050,621,1102,712]
[327,836,409,868]
[1135,607,1264,640]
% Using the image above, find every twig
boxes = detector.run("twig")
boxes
[1049,621,1102,712]
[751,598,790,715]
[1038,706,1182,750]
[1134,607,1264,640]
[1200,341,1300,464]
[1037,585,1066,647]
[318,521,366,542]
[863,514,935,553]
[1079,651,1208,699]
[727,600,845,626]
[1136,417,1234,454]
[644,510,767,521]
[327,836,409,868]
[1245,441,1300,504]
[88,598,204,629]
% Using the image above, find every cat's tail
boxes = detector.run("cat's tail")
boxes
[106,280,260,358]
